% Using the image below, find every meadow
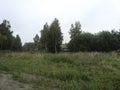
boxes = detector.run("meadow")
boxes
[0,52,120,90]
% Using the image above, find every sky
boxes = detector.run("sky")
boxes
[0,0,120,44]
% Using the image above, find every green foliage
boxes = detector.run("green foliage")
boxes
[48,18,63,53]
[40,18,63,53]
[68,21,82,52]
[40,23,49,51]
[33,34,40,51]
[68,30,120,52]
[0,20,13,50]
[22,42,35,51]
[69,21,81,39]
[11,35,22,51]
[0,19,22,51]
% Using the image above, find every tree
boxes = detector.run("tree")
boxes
[40,18,63,53]
[68,35,80,52]
[47,18,63,53]
[78,32,94,51]
[0,19,23,51]
[0,34,7,49]
[33,34,40,51]
[0,19,13,50]
[40,23,49,51]
[111,29,120,50]
[68,21,82,52]
[11,35,22,51]
[16,35,22,51]
[69,21,81,39]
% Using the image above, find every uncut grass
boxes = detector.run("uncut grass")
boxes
[0,52,120,90]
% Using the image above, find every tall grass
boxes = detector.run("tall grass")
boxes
[0,52,120,89]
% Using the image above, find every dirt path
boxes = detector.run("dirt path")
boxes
[0,73,32,90]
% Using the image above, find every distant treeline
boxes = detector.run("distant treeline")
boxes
[68,30,120,52]
[0,19,120,52]
[68,22,120,52]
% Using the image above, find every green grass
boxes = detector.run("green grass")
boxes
[0,52,120,90]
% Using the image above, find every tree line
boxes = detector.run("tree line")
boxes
[0,19,120,52]
[68,22,120,52]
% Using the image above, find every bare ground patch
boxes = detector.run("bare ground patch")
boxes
[0,73,32,90]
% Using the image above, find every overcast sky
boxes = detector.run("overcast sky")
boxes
[0,0,120,44]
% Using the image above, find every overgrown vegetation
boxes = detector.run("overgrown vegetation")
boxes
[0,52,120,90]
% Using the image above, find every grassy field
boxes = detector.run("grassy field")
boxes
[0,52,120,90]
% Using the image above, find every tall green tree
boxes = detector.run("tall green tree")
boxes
[33,34,40,51]
[40,23,49,51]
[69,21,81,39]
[15,35,22,51]
[47,18,63,53]
[0,20,13,50]
[68,21,82,52]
